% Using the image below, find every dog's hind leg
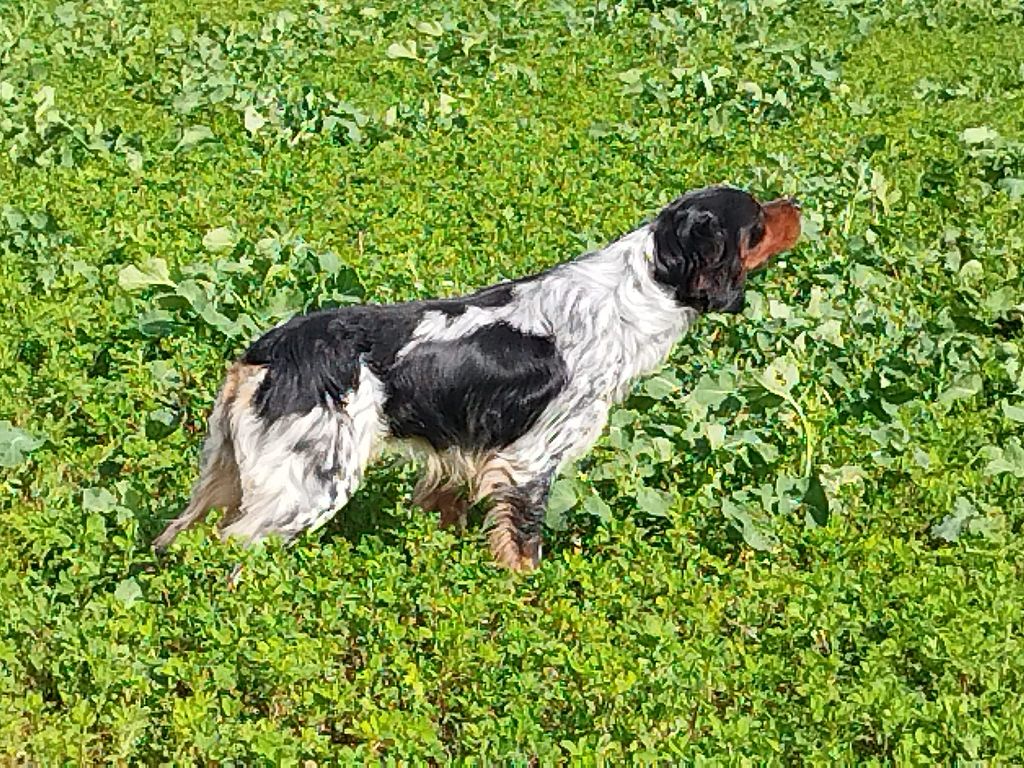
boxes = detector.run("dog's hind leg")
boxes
[153,365,247,552]
[220,365,385,546]
[412,448,475,531]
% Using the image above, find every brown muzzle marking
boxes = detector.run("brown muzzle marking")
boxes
[742,197,802,272]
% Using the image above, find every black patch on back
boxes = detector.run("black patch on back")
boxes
[384,322,567,451]
[240,276,542,425]
[242,306,423,423]
[243,311,361,422]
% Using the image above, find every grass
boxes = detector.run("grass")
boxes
[2,0,1024,762]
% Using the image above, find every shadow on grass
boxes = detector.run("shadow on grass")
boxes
[143,456,727,567]
[140,458,418,557]
[317,460,412,548]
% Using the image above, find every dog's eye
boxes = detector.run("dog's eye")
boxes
[747,222,765,248]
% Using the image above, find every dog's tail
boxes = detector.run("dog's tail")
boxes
[152,364,250,552]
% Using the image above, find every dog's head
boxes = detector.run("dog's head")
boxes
[651,185,801,313]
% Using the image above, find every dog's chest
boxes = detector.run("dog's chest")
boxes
[557,312,689,402]
[513,263,695,402]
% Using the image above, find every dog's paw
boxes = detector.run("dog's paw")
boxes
[490,531,542,573]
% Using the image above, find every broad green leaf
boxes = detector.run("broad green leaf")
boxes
[610,409,638,429]
[643,373,678,400]
[318,250,343,275]
[117,257,174,291]
[581,492,613,523]
[759,357,799,396]
[850,263,884,288]
[174,279,210,311]
[960,126,998,144]
[0,421,44,467]
[33,85,56,115]
[243,106,267,135]
[983,438,1024,478]
[138,309,176,337]
[174,124,215,151]
[998,178,1024,200]
[53,2,77,25]
[983,287,1016,315]
[870,169,898,214]
[739,80,762,99]
[636,486,672,518]
[814,319,844,346]
[703,422,726,451]
[437,92,457,117]
[721,499,777,551]
[958,260,984,284]
[114,578,143,608]
[200,305,243,337]
[149,360,182,388]
[931,497,984,543]
[546,477,579,530]
[172,90,201,115]
[649,437,674,463]
[202,226,239,253]
[262,288,304,321]
[768,299,792,320]
[690,371,736,408]
[145,409,178,440]
[938,374,982,405]
[1002,401,1024,423]
[415,20,445,36]
[82,487,117,512]
[459,31,487,54]
[385,41,419,60]
[125,150,143,172]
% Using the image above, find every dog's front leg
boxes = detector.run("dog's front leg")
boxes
[482,470,553,572]
[475,400,611,571]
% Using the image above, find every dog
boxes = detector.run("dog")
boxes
[153,185,801,571]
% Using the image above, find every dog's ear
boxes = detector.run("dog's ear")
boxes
[652,206,727,307]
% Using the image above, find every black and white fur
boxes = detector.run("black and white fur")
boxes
[154,186,801,570]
